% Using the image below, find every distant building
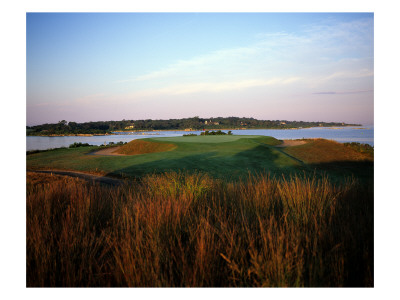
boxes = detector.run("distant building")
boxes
[125,125,135,129]
[184,128,192,131]
[205,120,219,125]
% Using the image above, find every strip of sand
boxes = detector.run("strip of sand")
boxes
[275,140,307,147]
[91,146,126,156]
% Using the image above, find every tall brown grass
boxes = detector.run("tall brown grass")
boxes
[26,171,373,287]
[283,139,373,164]
[113,139,176,155]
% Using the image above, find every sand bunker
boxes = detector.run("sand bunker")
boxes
[91,146,125,156]
[275,140,307,148]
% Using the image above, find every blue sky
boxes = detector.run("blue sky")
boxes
[26,13,374,125]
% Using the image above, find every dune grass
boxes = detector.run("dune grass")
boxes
[280,139,374,182]
[26,171,373,287]
[282,139,373,164]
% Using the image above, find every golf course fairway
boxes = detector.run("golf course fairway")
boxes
[26,135,373,181]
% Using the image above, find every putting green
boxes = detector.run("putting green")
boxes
[156,135,267,143]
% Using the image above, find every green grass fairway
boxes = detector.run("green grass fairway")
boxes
[159,135,273,143]
[26,135,373,181]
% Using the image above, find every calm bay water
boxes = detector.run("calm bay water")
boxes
[26,126,374,151]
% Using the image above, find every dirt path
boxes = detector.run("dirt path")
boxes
[27,169,124,186]
[275,140,307,147]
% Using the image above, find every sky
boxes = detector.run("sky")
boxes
[26,13,374,125]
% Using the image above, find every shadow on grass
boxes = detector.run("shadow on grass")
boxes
[104,145,292,181]
[26,142,373,186]
[104,143,373,184]
[306,160,374,185]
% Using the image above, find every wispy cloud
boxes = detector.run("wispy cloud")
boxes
[320,69,374,81]
[312,90,373,95]
[115,17,373,97]
[132,77,302,97]
[124,46,258,83]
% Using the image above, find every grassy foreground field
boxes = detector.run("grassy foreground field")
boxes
[27,171,373,287]
[26,136,374,287]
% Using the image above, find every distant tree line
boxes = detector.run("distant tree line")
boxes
[26,117,361,136]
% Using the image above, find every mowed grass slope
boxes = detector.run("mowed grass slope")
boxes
[27,135,301,180]
[26,135,373,181]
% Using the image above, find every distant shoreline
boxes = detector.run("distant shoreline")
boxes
[27,125,364,137]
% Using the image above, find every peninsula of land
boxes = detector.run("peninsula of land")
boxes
[27,117,361,136]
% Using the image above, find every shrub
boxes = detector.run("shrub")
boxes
[343,142,374,156]
[69,142,91,148]
[200,130,229,136]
